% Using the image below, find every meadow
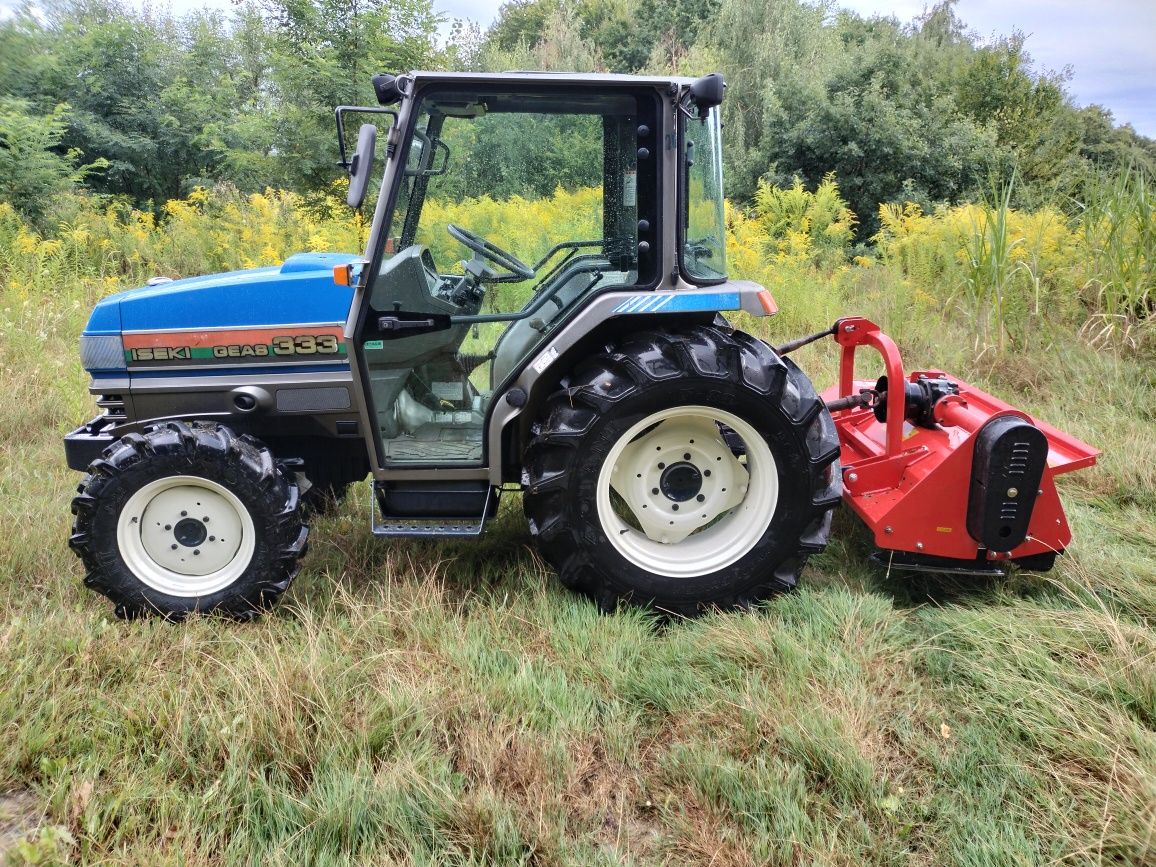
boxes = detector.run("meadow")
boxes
[0,183,1153,865]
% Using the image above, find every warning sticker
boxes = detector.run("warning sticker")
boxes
[532,345,559,375]
[432,381,464,401]
[623,171,637,208]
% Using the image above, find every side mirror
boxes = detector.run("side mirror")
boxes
[346,123,377,210]
[689,73,726,115]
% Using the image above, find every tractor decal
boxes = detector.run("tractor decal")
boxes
[612,291,741,314]
[121,324,347,369]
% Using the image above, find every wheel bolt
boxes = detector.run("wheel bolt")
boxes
[170,543,178,550]
[683,453,691,460]
[696,494,705,502]
[657,462,665,469]
[651,488,659,495]
[164,524,172,530]
[671,504,679,511]
[180,511,188,517]
[193,549,200,556]
[704,470,711,477]
[209,536,216,542]
[203,516,210,522]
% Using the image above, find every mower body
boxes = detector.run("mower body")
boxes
[821,317,1097,572]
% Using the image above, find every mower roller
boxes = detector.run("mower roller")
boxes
[62,70,1097,620]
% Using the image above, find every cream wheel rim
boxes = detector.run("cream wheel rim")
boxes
[597,405,779,578]
[116,475,255,597]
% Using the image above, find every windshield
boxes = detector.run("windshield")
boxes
[385,90,642,297]
[682,107,727,282]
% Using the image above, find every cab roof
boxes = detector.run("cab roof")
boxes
[402,70,697,90]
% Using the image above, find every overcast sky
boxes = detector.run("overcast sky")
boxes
[4,0,1152,135]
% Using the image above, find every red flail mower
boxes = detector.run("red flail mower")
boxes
[812,316,1098,574]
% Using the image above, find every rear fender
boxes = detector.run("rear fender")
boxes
[486,281,779,484]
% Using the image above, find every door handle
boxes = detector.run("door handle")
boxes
[377,316,436,332]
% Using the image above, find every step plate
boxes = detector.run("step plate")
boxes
[370,484,495,537]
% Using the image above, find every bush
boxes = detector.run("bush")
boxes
[751,172,857,269]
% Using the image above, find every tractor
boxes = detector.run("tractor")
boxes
[64,71,1097,620]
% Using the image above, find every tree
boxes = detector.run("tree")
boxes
[258,0,442,191]
[0,100,105,221]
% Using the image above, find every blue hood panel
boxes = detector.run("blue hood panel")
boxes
[85,252,361,335]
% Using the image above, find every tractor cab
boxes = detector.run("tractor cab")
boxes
[340,73,718,473]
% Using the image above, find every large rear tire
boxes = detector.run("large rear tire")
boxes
[69,421,308,620]
[522,325,841,616]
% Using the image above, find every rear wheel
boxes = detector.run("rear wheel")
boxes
[70,421,308,620]
[522,325,841,615]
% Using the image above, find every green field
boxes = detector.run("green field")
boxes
[1,187,1154,865]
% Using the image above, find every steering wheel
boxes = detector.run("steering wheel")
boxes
[447,223,535,281]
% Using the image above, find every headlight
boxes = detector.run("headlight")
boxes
[79,334,127,371]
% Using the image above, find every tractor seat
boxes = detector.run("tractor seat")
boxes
[490,254,625,386]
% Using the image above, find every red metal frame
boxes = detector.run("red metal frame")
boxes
[821,317,1098,563]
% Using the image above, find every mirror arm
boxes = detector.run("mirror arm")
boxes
[334,106,398,169]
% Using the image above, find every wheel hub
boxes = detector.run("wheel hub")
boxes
[598,406,780,576]
[173,517,208,548]
[608,414,751,544]
[659,462,702,501]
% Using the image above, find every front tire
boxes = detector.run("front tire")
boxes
[522,326,841,616]
[69,421,308,620]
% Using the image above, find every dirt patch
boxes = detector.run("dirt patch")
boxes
[0,789,43,853]
[564,738,663,858]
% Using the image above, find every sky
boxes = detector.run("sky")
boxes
[840,0,1156,137]
[3,0,1153,136]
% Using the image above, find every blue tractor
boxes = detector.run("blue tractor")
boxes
[63,70,848,618]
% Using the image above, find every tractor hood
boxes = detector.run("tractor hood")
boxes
[83,252,361,336]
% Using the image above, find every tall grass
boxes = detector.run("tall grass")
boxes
[1077,165,1156,346]
[959,172,1022,352]
[874,165,1155,354]
[0,186,1154,864]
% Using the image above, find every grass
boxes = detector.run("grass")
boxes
[1077,165,1156,348]
[1,194,1155,865]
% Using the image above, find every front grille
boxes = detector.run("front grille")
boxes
[96,394,126,418]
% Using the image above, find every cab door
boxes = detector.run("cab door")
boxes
[354,82,661,470]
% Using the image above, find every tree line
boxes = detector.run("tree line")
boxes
[1,0,1153,235]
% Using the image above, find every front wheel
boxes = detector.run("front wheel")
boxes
[69,421,308,620]
[522,326,841,616]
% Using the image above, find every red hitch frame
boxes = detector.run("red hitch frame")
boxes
[819,317,1098,570]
